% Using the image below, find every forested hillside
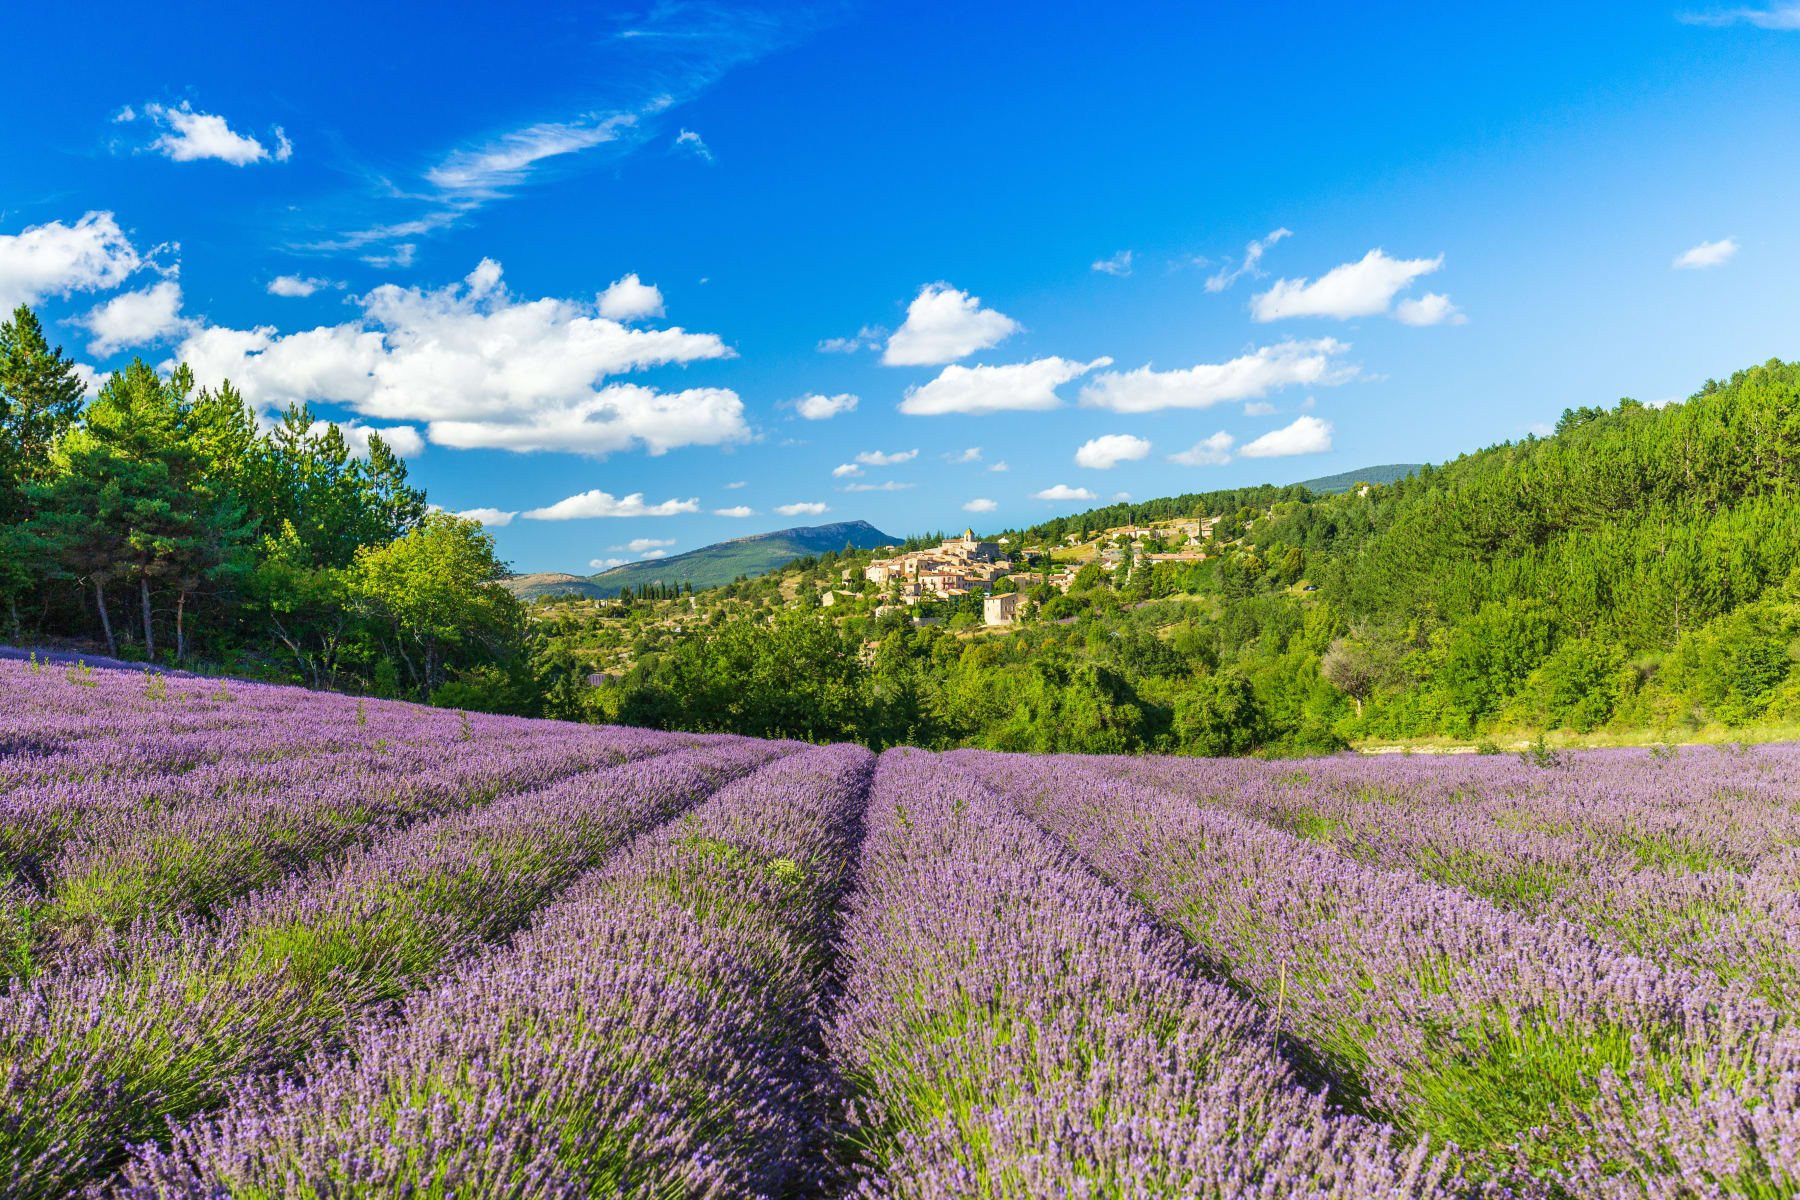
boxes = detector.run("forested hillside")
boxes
[584,357,1800,754]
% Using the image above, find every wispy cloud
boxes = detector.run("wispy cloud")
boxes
[1678,2,1800,28]
[309,6,818,258]
[1091,250,1133,276]
[817,325,885,354]
[267,275,341,298]
[1206,227,1291,293]
[674,128,714,161]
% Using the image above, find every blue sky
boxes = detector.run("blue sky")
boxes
[4,2,1798,573]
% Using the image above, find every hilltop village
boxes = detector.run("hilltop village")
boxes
[525,504,1266,697]
[840,518,1223,625]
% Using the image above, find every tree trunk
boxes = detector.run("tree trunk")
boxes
[140,577,155,661]
[267,615,311,685]
[94,581,117,657]
[176,591,187,662]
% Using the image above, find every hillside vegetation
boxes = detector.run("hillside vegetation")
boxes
[562,357,1800,754]
[1288,462,1422,494]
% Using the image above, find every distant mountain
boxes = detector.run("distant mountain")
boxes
[1291,464,1423,494]
[503,520,899,601]
[504,572,613,602]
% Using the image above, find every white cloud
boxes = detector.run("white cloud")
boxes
[1673,237,1739,269]
[1239,414,1333,458]
[674,128,714,162]
[1526,422,1556,437]
[590,558,629,570]
[944,446,981,463]
[1032,484,1098,502]
[832,463,864,478]
[71,363,109,398]
[795,392,858,420]
[521,490,700,520]
[1252,249,1444,321]
[900,356,1112,416]
[454,507,516,527]
[882,283,1021,366]
[1243,401,1276,416]
[363,244,417,269]
[1679,3,1800,28]
[268,275,339,298]
[613,537,677,552]
[173,258,747,457]
[136,102,282,166]
[714,505,755,517]
[841,481,914,492]
[1206,228,1292,293]
[963,497,997,512]
[989,460,1009,472]
[1393,292,1466,326]
[817,326,884,354]
[597,273,665,321]
[1074,433,1152,470]
[776,501,830,516]
[0,211,142,310]
[79,281,198,355]
[641,548,669,559]
[725,480,747,488]
[1079,340,1353,413]
[1111,491,1131,502]
[855,448,917,466]
[1091,250,1133,276]
[426,113,638,197]
[1168,431,1236,466]
[341,422,424,458]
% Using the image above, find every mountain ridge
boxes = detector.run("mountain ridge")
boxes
[1290,464,1423,494]
[503,519,898,601]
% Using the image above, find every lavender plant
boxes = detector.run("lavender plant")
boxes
[956,749,1790,1194]
[113,743,876,1198]
[830,749,1451,1199]
[0,738,788,1196]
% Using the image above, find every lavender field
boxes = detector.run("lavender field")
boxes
[2,653,1796,1198]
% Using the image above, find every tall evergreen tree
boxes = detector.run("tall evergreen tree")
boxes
[0,306,88,632]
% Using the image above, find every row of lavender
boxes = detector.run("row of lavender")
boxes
[89,745,1453,1198]
[118,744,878,1196]
[6,651,1795,1195]
[831,750,1449,1197]
[0,653,714,980]
[1096,747,1800,1009]
[0,655,793,1195]
[956,748,1800,1196]
[1,654,1443,1197]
